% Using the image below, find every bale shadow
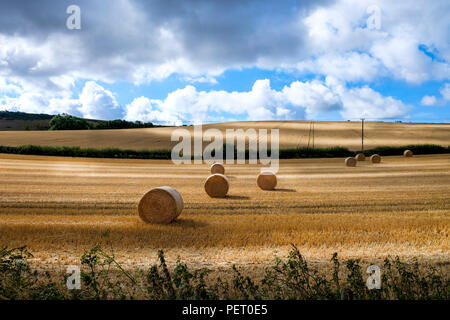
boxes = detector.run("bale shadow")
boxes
[170,218,208,228]
[226,195,250,200]
[273,188,296,193]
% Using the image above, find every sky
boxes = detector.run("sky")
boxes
[0,0,449,125]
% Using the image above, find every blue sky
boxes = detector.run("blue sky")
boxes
[0,0,449,124]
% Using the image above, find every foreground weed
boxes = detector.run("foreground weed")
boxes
[0,244,448,300]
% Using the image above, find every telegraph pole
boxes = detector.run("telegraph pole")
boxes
[361,118,365,152]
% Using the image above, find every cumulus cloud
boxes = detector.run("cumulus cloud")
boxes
[421,83,450,107]
[325,76,409,120]
[1,75,410,123]
[0,0,324,86]
[441,83,450,101]
[0,77,22,94]
[0,80,122,120]
[296,52,383,82]
[301,0,450,83]
[78,81,122,120]
[339,86,409,120]
[124,79,337,123]
[123,78,407,124]
[421,95,438,106]
[1,0,448,86]
[0,0,447,122]
[124,96,183,126]
[282,80,342,116]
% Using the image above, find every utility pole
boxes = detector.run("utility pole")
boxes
[307,121,312,148]
[361,118,365,152]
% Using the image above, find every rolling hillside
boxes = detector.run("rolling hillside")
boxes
[0,111,54,130]
[0,120,449,151]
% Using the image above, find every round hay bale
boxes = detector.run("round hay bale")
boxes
[345,157,357,167]
[370,154,381,164]
[210,162,225,175]
[138,186,183,224]
[257,171,277,190]
[355,153,366,161]
[204,174,229,198]
[404,150,413,157]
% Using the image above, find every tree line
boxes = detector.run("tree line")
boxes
[49,113,157,130]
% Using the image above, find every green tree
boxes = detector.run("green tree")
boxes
[49,114,91,130]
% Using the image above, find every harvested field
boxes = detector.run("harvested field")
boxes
[0,121,449,151]
[0,153,448,275]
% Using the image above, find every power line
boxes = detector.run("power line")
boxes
[361,118,365,152]
[307,121,315,148]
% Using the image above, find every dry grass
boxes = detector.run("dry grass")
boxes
[0,121,449,151]
[0,153,449,273]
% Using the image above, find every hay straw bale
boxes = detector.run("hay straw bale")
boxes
[355,153,366,161]
[345,157,357,167]
[138,186,183,224]
[204,174,229,198]
[210,162,225,175]
[404,150,413,157]
[370,154,381,163]
[257,171,277,190]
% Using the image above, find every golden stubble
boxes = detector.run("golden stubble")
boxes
[0,121,449,150]
[0,153,449,270]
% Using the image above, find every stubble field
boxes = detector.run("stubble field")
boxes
[1,121,449,151]
[0,153,449,276]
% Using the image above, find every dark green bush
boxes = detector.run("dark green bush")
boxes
[1,144,447,160]
[0,145,173,160]
[280,147,352,158]
[0,245,448,300]
[362,144,449,156]
[93,119,155,130]
[49,114,91,130]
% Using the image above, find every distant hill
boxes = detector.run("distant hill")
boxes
[0,111,155,131]
[0,111,55,121]
[0,111,55,130]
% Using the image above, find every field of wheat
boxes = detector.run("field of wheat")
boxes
[1,121,449,151]
[0,152,449,275]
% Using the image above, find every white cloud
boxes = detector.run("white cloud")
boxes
[282,80,342,117]
[341,86,409,120]
[135,79,335,122]
[2,75,409,123]
[125,78,407,124]
[300,0,450,84]
[326,77,409,120]
[182,75,218,85]
[0,77,22,94]
[0,80,123,120]
[3,92,47,114]
[441,83,450,101]
[0,90,80,116]
[1,0,448,88]
[48,98,81,116]
[296,52,383,82]
[421,95,437,106]
[369,30,447,84]
[420,83,450,107]
[0,0,445,122]
[124,80,286,123]
[78,81,122,120]
[125,96,183,126]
